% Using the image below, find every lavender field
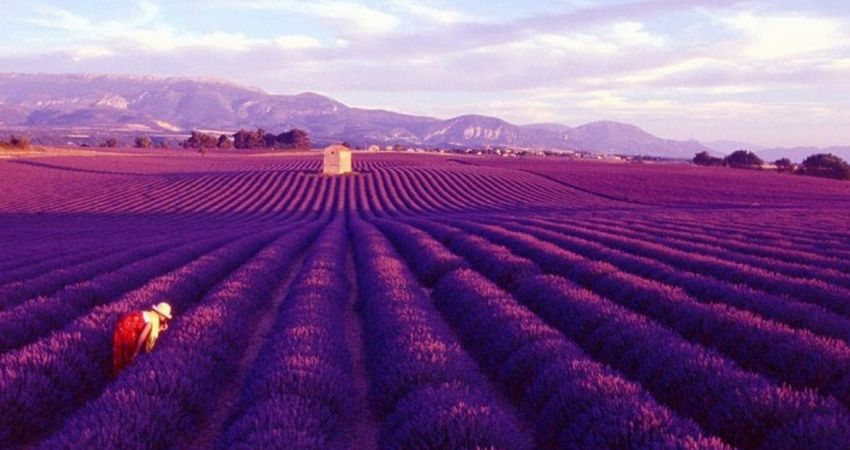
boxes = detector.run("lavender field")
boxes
[3,149,850,449]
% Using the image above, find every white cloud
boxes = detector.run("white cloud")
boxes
[300,2,398,33]
[225,0,400,34]
[615,57,716,84]
[274,35,324,49]
[722,12,846,59]
[827,58,850,70]
[183,32,263,52]
[28,6,93,30]
[609,22,666,47]
[529,33,619,54]
[390,0,465,24]
[25,3,328,55]
[508,21,665,55]
[69,46,115,62]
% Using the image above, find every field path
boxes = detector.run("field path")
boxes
[178,248,309,449]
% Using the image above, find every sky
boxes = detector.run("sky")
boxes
[0,0,849,147]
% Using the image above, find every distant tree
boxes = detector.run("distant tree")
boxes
[217,134,233,149]
[135,136,153,149]
[233,128,310,150]
[263,131,278,148]
[156,139,171,149]
[693,151,723,166]
[724,150,764,169]
[233,129,250,149]
[275,129,310,150]
[252,129,267,148]
[233,128,266,149]
[340,141,352,149]
[798,153,850,180]
[182,131,217,149]
[101,137,119,148]
[4,135,31,149]
[774,158,795,173]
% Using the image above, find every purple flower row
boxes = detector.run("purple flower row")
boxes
[0,239,134,288]
[0,237,181,310]
[454,218,850,402]
[500,218,850,344]
[0,234,236,353]
[36,225,320,449]
[400,218,538,290]
[0,229,282,447]
[606,213,850,265]
[431,267,725,449]
[576,217,850,291]
[372,219,468,285]
[349,220,532,450]
[590,216,850,275]
[219,222,356,449]
[428,218,850,448]
[516,274,850,450]
[527,218,850,318]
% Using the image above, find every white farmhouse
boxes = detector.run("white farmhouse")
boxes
[323,145,352,175]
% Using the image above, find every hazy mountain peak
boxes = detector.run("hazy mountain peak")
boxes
[0,73,712,157]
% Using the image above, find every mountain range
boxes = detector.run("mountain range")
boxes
[1,73,843,161]
[0,73,716,157]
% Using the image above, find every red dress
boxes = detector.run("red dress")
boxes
[112,311,146,376]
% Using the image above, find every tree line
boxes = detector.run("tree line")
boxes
[101,128,311,151]
[0,135,30,149]
[180,128,310,151]
[694,150,850,181]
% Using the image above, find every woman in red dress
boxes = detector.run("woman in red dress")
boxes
[112,302,173,376]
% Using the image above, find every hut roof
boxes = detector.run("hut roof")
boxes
[324,144,350,154]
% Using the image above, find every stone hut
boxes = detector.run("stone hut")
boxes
[323,145,352,175]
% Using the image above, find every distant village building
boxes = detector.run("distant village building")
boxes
[323,145,352,175]
[368,144,380,152]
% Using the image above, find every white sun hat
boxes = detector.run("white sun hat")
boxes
[152,302,173,320]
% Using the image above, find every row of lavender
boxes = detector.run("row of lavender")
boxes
[525,217,850,312]
[348,220,533,449]
[501,218,850,345]
[0,225,291,446]
[0,223,229,298]
[218,222,356,449]
[442,219,850,406]
[475,156,850,208]
[379,218,850,449]
[4,214,841,446]
[1,157,608,219]
[34,223,322,449]
[375,220,726,448]
[0,231,264,352]
[583,215,850,273]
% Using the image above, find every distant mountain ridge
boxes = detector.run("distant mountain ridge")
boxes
[0,73,713,156]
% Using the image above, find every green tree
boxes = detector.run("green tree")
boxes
[693,151,723,166]
[799,153,850,180]
[774,158,795,173]
[724,150,764,169]
[135,136,153,148]
[217,134,233,149]
[182,131,217,149]
[101,137,118,148]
